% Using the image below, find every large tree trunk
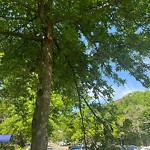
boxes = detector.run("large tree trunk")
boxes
[31,33,53,150]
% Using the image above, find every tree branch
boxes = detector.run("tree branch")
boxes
[0,31,43,42]
[65,55,114,141]
[0,14,38,23]
[87,0,121,13]
[68,60,88,149]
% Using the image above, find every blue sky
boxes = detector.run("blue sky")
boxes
[88,70,149,103]
[85,58,150,101]
[81,29,150,101]
[107,25,150,100]
[112,58,150,100]
[112,71,149,101]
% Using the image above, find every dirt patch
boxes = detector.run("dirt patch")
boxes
[48,143,68,150]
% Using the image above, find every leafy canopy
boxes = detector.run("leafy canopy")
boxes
[0,0,150,102]
[0,1,150,149]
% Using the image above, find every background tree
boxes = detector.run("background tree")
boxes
[0,1,150,150]
[0,79,35,146]
[115,91,150,146]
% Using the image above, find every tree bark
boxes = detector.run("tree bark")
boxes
[31,32,53,150]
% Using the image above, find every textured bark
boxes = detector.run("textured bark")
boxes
[30,0,53,149]
[31,35,53,150]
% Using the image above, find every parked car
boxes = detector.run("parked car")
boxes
[128,145,140,150]
[59,141,67,146]
[68,145,90,150]
[115,145,140,150]
[140,146,150,150]
[47,147,52,150]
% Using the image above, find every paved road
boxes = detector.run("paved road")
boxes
[48,143,68,150]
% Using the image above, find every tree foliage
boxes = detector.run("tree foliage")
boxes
[115,91,150,146]
[0,0,150,150]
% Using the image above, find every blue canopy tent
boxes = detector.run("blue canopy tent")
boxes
[0,134,13,150]
[0,134,13,142]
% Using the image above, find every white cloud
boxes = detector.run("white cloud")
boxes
[113,84,148,101]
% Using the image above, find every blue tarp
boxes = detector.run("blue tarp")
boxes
[0,134,13,142]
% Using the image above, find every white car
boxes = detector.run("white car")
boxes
[59,141,67,146]
[115,145,140,150]
[47,147,52,150]
[140,146,150,150]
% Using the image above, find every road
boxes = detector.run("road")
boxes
[48,143,68,150]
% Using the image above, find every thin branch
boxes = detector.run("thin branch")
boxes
[53,1,117,25]
[0,14,38,23]
[79,94,106,125]
[88,3,110,13]
[64,55,87,149]
[54,36,114,143]
[65,55,115,142]
[77,86,87,149]
[0,31,43,42]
